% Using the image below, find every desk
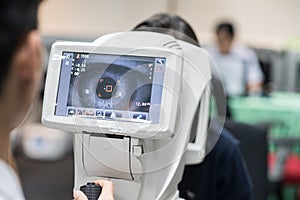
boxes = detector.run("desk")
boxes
[229,92,300,139]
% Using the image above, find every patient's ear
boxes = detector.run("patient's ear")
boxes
[13,30,42,84]
[5,30,43,128]
[10,30,42,125]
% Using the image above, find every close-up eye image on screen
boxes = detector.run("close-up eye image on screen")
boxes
[54,52,166,123]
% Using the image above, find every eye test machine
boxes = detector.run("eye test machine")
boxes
[42,31,211,200]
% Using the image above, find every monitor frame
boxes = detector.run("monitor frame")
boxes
[42,41,182,138]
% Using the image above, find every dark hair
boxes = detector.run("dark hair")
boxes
[134,13,199,46]
[216,22,235,38]
[0,0,42,93]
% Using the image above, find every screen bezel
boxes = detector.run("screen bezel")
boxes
[42,41,181,138]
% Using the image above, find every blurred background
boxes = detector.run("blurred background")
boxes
[39,0,300,49]
[14,0,300,200]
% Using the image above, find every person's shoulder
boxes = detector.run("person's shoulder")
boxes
[206,121,241,157]
[0,160,25,200]
[206,121,240,153]
[218,127,240,148]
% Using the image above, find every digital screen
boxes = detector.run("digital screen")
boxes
[54,52,166,123]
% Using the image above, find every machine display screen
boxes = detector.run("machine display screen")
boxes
[54,52,166,123]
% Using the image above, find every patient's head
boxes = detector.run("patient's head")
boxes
[134,13,199,46]
[0,0,43,130]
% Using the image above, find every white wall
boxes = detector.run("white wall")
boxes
[39,0,173,38]
[39,0,300,49]
[176,0,300,49]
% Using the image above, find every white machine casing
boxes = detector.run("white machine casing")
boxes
[42,33,181,139]
[42,31,211,200]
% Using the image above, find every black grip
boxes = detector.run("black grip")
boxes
[80,182,102,200]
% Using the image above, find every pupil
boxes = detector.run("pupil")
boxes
[96,77,117,99]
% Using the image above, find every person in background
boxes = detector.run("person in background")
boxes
[0,0,113,199]
[205,22,264,96]
[134,13,254,200]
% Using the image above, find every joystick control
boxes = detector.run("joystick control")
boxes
[80,182,102,200]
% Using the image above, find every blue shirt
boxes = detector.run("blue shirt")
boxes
[179,127,253,200]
